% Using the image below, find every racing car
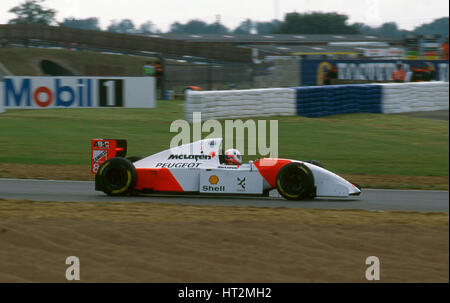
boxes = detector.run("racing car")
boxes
[91,138,361,200]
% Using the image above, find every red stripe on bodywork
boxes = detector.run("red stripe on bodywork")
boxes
[135,168,184,192]
[253,158,292,188]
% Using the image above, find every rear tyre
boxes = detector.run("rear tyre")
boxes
[95,157,137,196]
[276,162,315,201]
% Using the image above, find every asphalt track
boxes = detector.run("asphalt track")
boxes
[0,178,448,212]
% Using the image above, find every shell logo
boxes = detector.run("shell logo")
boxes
[209,175,219,185]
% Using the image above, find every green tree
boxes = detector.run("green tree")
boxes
[169,20,209,34]
[273,12,359,34]
[354,22,408,38]
[353,22,375,35]
[414,17,449,40]
[59,17,101,31]
[107,19,137,34]
[211,21,229,34]
[354,18,448,40]
[257,20,281,34]
[233,19,254,34]
[378,22,406,38]
[232,19,281,34]
[8,0,56,25]
[139,21,159,34]
[169,19,230,34]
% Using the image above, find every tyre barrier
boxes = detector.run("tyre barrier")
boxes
[296,84,382,118]
[184,82,448,120]
[380,82,449,114]
[185,88,297,122]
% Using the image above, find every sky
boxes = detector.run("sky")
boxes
[1,0,449,32]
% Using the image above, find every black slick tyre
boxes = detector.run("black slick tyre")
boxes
[95,157,137,196]
[276,162,315,201]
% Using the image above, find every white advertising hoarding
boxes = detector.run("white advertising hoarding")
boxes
[0,76,156,109]
[363,48,404,57]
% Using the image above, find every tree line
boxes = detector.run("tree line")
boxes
[6,0,449,39]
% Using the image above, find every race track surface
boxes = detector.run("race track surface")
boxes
[0,179,448,212]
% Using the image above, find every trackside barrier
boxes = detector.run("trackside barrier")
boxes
[296,84,382,118]
[185,88,296,122]
[184,82,449,120]
[380,82,449,114]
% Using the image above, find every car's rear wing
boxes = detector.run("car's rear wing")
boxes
[91,139,127,174]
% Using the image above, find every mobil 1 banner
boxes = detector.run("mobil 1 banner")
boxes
[98,79,123,107]
[1,76,156,109]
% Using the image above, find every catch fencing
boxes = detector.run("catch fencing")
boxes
[165,61,254,94]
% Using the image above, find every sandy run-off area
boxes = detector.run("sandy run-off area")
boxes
[0,199,447,282]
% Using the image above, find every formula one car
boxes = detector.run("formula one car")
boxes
[91,138,361,200]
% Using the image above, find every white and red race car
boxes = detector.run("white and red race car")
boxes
[91,138,361,200]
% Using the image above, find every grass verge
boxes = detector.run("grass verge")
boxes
[0,101,448,189]
[0,48,147,76]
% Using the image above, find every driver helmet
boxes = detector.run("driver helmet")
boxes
[224,148,242,165]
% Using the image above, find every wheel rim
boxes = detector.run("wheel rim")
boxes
[104,167,127,188]
[281,169,305,195]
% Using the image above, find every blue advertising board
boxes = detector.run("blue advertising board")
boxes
[300,59,449,86]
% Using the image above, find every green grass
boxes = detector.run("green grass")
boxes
[0,100,448,177]
[0,48,149,76]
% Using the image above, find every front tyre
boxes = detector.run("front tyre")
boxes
[276,162,315,201]
[95,157,137,196]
